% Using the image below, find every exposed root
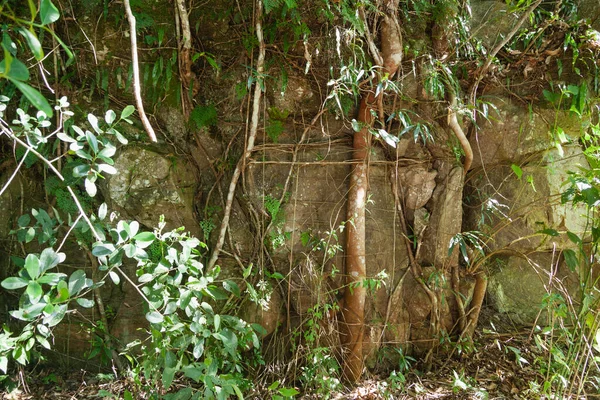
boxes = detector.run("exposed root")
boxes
[123,0,157,143]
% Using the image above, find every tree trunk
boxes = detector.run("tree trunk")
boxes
[341,5,402,383]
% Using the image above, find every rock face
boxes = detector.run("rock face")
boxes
[105,147,200,237]
[465,93,591,324]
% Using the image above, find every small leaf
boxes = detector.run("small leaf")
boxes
[223,280,241,297]
[109,271,120,285]
[25,254,41,280]
[97,164,117,174]
[121,105,135,119]
[279,388,300,397]
[85,178,97,197]
[26,281,43,304]
[1,277,28,290]
[85,130,99,153]
[146,311,164,323]
[17,214,31,227]
[511,164,523,179]
[134,231,155,242]
[538,228,559,237]
[563,249,579,272]
[76,298,95,308]
[105,109,116,124]
[40,0,60,25]
[98,203,107,220]
[68,270,87,294]
[92,243,115,256]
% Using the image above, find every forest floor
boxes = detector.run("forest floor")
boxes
[0,322,597,400]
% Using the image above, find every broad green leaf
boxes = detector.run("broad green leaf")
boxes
[0,57,29,81]
[223,280,241,297]
[121,105,135,119]
[17,214,31,227]
[85,130,99,153]
[55,280,69,302]
[97,163,117,175]
[44,304,67,327]
[39,247,65,272]
[146,311,164,323]
[279,388,300,397]
[25,254,41,280]
[40,0,60,25]
[92,243,115,256]
[567,231,582,244]
[1,277,28,290]
[183,365,204,382]
[8,78,53,117]
[85,178,97,197]
[134,231,155,242]
[37,272,66,285]
[98,203,107,220]
[68,269,87,294]
[109,271,120,285]
[538,228,559,237]
[72,164,90,178]
[19,28,43,60]
[26,281,43,304]
[76,298,95,308]
[0,356,8,374]
[105,109,116,124]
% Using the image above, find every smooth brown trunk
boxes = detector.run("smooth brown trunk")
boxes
[341,4,402,382]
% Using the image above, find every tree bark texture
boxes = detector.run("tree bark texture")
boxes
[341,4,402,382]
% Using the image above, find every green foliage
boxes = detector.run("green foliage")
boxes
[121,220,261,398]
[0,0,73,117]
[189,104,218,130]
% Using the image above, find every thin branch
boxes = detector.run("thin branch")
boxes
[207,0,265,271]
[123,0,157,143]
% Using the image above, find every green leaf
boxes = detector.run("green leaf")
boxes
[1,277,28,290]
[26,281,43,304]
[19,28,43,60]
[98,203,108,220]
[109,271,120,285]
[121,105,135,119]
[18,214,31,227]
[85,178,97,197]
[25,254,41,280]
[85,130,99,153]
[8,78,53,117]
[105,109,116,124]
[563,249,579,272]
[39,248,65,272]
[76,298,95,308]
[146,311,164,323]
[183,365,204,382]
[279,388,300,397]
[511,164,523,179]
[40,0,60,25]
[37,272,66,285]
[92,243,115,256]
[567,231,582,244]
[0,57,29,81]
[55,280,69,302]
[223,280,241,297]
[68,269,87,294]
[134,231,155,242]
[72,164,91,177]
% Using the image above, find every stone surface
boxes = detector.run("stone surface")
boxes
[470,1,528,49]
[105,147,200,237]
[466,146,589,253]
[419,167,464,268]
[469,96,586,169]
[486,252,579,325]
